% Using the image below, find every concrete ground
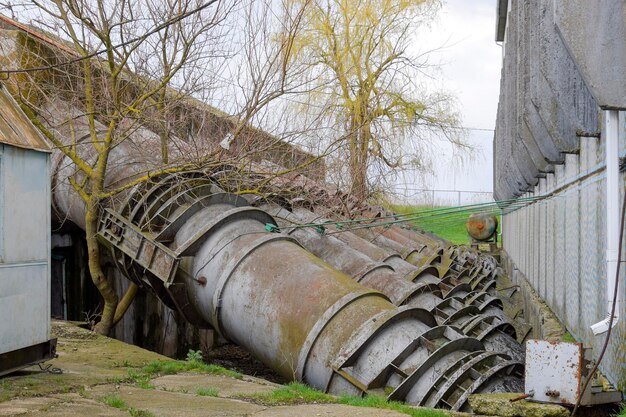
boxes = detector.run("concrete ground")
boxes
[0,322,435,417]
[0,321,571,417]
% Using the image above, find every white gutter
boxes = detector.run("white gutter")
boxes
[591,110,621,335]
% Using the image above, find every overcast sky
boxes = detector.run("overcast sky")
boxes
[394,0,502,203]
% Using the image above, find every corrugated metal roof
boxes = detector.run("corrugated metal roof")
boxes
[0,83,51,152]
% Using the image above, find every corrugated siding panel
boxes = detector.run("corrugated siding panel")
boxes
[0,263,49,353]
[1,147,50,262]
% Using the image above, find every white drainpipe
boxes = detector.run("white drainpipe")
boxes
[591,110,621,336]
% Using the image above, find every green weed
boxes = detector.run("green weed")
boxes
[126,370,155,389]
[141,359,242,380]
[128,408,155,417]
[112,349,241,391]
[186,349,203,363]
[113,359,132,368]
[196,387,219,397]
[561,332,577,343]
[101,394,127,409]
[239,382,334,405]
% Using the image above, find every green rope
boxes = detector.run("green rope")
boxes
[262,193,549,236]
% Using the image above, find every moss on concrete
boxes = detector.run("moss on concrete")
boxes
[469,393,569,417]
[0,321,166,402]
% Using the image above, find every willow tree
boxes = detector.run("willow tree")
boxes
[287,0,462,200]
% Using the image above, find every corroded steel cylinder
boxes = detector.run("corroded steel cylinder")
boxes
[260,203,444,309]
[466,213,498,241]
[48,104,522,411]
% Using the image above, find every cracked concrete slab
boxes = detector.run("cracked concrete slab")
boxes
[0,394,129,416]
[92,385,266,417]
[151,373,278,396]
[0,321,462,417]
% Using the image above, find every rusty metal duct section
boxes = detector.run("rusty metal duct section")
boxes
[51,142,523,411]
[257,202,524,362]
[288,207,499,296]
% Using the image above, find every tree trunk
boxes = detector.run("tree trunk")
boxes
[113,283,138,326]
[85,199,118,335]
[349,152,368,201]
[348,110,369,202]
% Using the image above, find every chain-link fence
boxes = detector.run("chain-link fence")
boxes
[391,188,494,207]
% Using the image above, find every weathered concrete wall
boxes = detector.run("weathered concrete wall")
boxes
[494,0,607,201]
[500,112,626,390]
[495,0,626,390]
[553,1,626,109]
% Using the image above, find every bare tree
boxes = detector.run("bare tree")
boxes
[0,0,337,335]
[1,0,234,335]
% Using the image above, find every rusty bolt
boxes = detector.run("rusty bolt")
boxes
[545,389,560,397]
[509,392,533,402]
[197,276,207,286]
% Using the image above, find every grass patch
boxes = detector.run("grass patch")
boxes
[238,382,448,417]
[141,359,242,380]
[387,204,501,245]
[240,382,334,405]
[101,394,127,409]
[126,370,155,390]
[113,359,132,368]
[561,332,577,343]
[196,387,219,397]
[128,408,156,417]
[617,403,626,417]
[100,394,155,417]
[109,352,242,388]
[338,394,448,417]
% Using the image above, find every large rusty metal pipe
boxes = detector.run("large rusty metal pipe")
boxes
[106,176,523,409]
[49,104,522,411]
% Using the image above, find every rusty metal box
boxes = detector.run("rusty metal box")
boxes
[525,340,623,406]
[525,340,583,405]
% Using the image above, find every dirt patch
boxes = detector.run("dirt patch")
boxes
[208,344,287,385]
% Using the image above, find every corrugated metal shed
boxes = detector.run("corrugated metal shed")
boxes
[0,80,55,375]
[0,83,50,153]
